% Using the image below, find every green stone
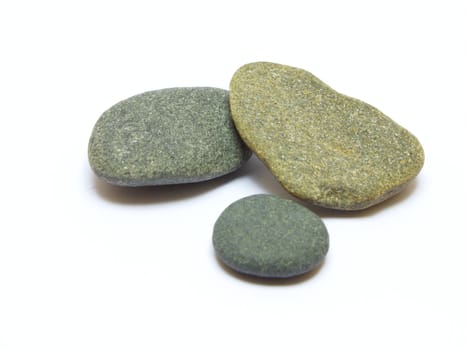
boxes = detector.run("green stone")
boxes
[213,194,329,278]
[89,87,251,186]
[230,62,425,210]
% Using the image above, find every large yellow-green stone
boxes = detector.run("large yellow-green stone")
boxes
[230,62,424,210]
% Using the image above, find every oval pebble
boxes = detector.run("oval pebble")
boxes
[89,87,251,186]
[213,194,329,278]
[230,62,424,210]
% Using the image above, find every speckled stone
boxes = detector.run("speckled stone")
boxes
[89,87,251,186]
[213,194,329,278]
[230,62,425,210]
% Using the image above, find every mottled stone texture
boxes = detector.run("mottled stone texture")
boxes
[213,194,329,278]
[230,62,424,210]
[89,87,251,186]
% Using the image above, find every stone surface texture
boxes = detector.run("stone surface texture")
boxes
[89,87,251,186]
[213,194,329,278]
[230,62,424,210]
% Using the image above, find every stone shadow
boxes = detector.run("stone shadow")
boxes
[214,251,326,286]
[246,155,422,218]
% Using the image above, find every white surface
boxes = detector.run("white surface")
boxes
[1,1,466,349]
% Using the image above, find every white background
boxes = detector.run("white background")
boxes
[1,1,466,349]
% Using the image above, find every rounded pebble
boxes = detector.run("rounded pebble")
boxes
[89,87,251,186]
[213,194,329,278]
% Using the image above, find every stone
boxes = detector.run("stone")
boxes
[230,62,425,210]
[89,87,251,186]
[213,194,329,278]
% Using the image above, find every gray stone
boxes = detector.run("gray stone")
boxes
[89,87,251,186]
[213,194,329,278]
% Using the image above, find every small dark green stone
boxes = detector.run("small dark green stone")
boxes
[213,194,329,278]
[88,87,251,186]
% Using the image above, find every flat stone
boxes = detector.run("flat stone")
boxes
[213,194,329,278]
[89,87,251,186]
[230,62,425,210]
